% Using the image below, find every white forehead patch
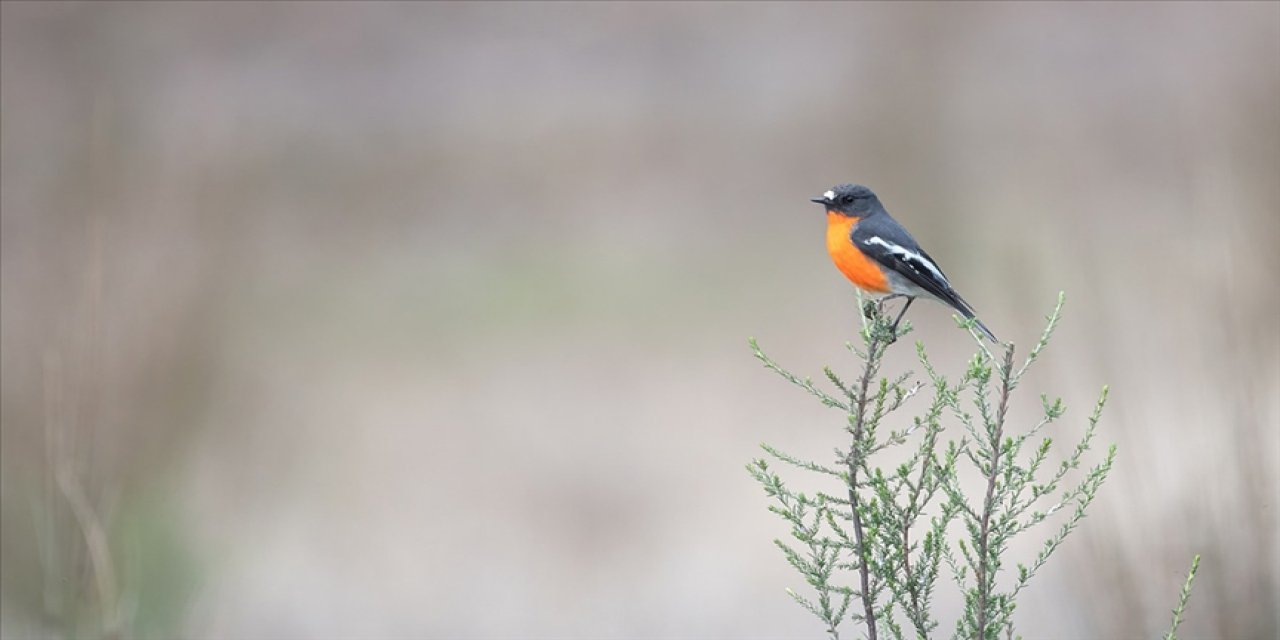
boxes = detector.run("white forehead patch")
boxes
[823,190,836,201]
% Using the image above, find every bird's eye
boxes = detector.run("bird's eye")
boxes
[840,195,854,204]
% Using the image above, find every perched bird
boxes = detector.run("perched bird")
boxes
[814,183,998,343]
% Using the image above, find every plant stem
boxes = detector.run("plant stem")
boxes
[847,476,876,639]
[1163,554,1201,640]
[975,345,1015,639]
[847,307,894,640]
[903,524,918,611]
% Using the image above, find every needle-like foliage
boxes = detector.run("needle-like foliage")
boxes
[749,293,1198,639]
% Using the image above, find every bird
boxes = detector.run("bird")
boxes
[813,183,999,343]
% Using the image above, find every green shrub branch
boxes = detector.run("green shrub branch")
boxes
[749,292,1199,639]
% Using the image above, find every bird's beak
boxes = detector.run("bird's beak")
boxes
[811,197,830,205]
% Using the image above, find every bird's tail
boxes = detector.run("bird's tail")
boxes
[968,315,999,344]
[949,296,999,344]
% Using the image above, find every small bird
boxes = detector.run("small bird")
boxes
[813,183,998,343]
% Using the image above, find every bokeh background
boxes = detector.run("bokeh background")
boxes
[2,2,1277,638]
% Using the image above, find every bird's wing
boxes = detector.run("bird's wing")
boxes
[851,218,977,316]
[849,216,998,342]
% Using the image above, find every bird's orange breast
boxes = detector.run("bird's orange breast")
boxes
[826,212,890,293]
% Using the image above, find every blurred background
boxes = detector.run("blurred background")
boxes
[2,2,1277,638]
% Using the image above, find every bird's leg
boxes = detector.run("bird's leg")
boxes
[873,294,903,318]
[889,297,915,338]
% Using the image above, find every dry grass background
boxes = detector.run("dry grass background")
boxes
[1,2,1277,638]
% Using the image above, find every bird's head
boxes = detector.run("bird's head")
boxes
[812,183,880,217]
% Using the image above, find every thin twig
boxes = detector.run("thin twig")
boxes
[1162,555,1201,640]
[844,300,904,640]
[902,524,918,613]
[974,345,1016,640]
